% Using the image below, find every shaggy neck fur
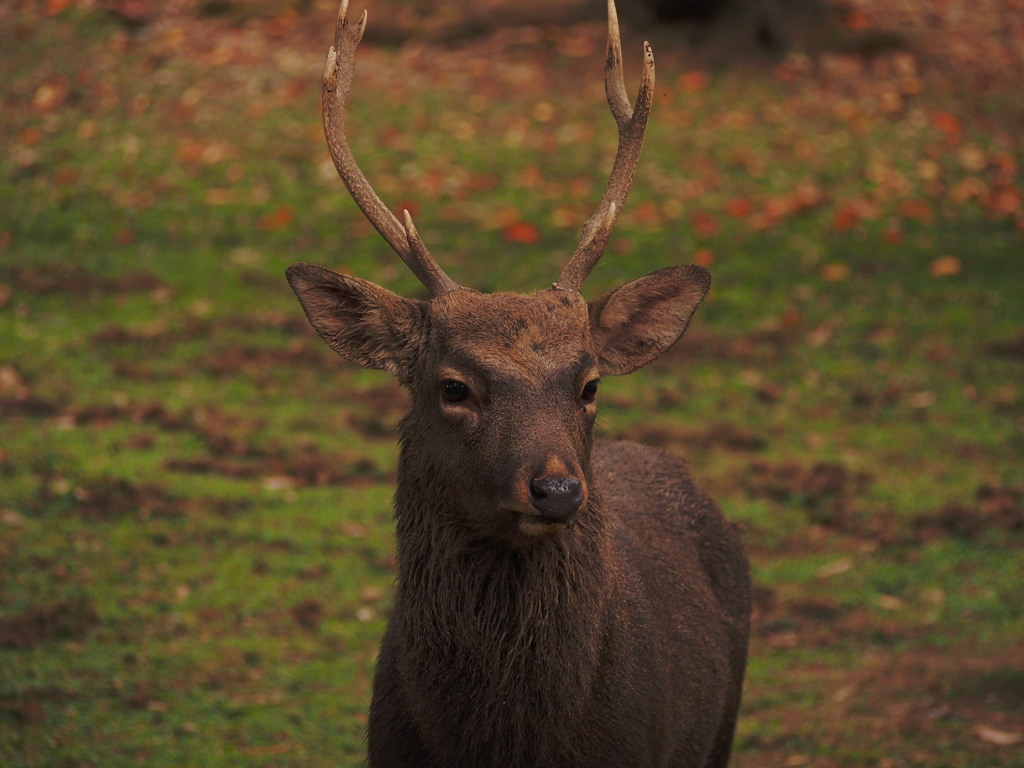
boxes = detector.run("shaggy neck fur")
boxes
[391,438,615,768]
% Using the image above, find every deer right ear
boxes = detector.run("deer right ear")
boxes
[286,263,426,376]
[588,264,711,376]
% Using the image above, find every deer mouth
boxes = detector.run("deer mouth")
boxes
[515,512,571,538]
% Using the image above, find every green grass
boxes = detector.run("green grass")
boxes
[2,2,1022,766]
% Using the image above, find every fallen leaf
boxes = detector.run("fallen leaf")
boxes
[844,10,869,30]
[883,224,904,245]
[876,595,905,611]
[724,197,753,218]
[898,199,933,222]
[929,256,962,277]
[916,159,942,182]
[957,143,988,172]
[821,263,851,282]
[949,177,987,203]
[693,249,714,267]
[678,71,709,93]
[832,204,860,232]
[44,0,74,15]
[987,186,1021,215]
[930,111,962,137]
[908,391,937,408]
[691,211,718,237]
[259,205,295,232]
[972,724,1022,746]
[817,558,853,578]
[779,308,801,327]
[502,221,539,245]
[33,76,70,112]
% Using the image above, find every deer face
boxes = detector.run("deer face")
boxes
[408,288,597,541]
[286,264,710,542]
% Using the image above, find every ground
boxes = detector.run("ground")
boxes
[1,0,1022,766]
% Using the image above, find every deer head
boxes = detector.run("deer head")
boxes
[287,0,711,545]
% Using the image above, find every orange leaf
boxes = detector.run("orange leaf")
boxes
[54,167,79,186]
[43,0,73,15]
[897,199,932,222]
[930,111,962,141]
[780,308,802,327]
[678,71,709,93]
[693,248,714,267]
[987,186,1020,215]
[832,204,860,232]
[821,263,851,282]
[724,198,754,218]
[259,205,296,232]
[396,201,420,219]
[502,221,540,245]
[929,256,962,277]
[632,201,661,224]
[882,225,904,246]
[844,10,869,30]
[19,127,43,147]
[691,211,718,238]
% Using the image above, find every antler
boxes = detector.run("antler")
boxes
[559,0,655,292]
[323,0,460,297]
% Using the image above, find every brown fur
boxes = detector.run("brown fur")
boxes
[286,265,751,767]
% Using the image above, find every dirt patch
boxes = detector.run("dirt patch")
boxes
[752,582,912,650]
[4,265,167,297]
[0,697,47,725]
[912,485,1024,543]
[166,445,384,488]
[30,472,249,521]
[656,327,798,368]
[0,395,62,419]
[200,340,333,378]
[990,332,1024,359]
[346,383,412,439]
[70,401,190,431]
[737,643,1024,767]
[0,597,99,649]
[742,459,872,527]
[291,599,324,631]
[64,477,182,521]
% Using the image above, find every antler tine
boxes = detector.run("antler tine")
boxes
[323,0,460,297]
[559,0,655,292]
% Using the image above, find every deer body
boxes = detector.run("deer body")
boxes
[373,437,749,768]
[286,2,750,765]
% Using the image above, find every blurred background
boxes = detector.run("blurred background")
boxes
[1,0,1022,765]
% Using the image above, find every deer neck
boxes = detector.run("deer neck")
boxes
[389,448,617,764]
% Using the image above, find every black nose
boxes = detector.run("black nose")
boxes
[529,476,583,521]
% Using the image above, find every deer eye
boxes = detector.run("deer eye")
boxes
[441,379,470,404]
[580,379,600,403]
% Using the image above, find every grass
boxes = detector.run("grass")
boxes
[2,1,1022,766]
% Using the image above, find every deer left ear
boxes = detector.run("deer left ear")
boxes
[588,265,711,376]
[286,262,427,378]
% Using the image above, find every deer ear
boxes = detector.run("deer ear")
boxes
[588,265,711,376]
[286,263,426,376]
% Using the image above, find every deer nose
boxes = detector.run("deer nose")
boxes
[529,476,584,521]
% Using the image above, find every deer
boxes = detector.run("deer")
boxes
[285,1,751,766]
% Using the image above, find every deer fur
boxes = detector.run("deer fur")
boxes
[285,2,750,765]
[286,269,751,767]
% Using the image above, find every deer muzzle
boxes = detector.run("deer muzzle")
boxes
[529,476,584,522]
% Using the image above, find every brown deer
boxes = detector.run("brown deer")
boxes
[285,1,750,766]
